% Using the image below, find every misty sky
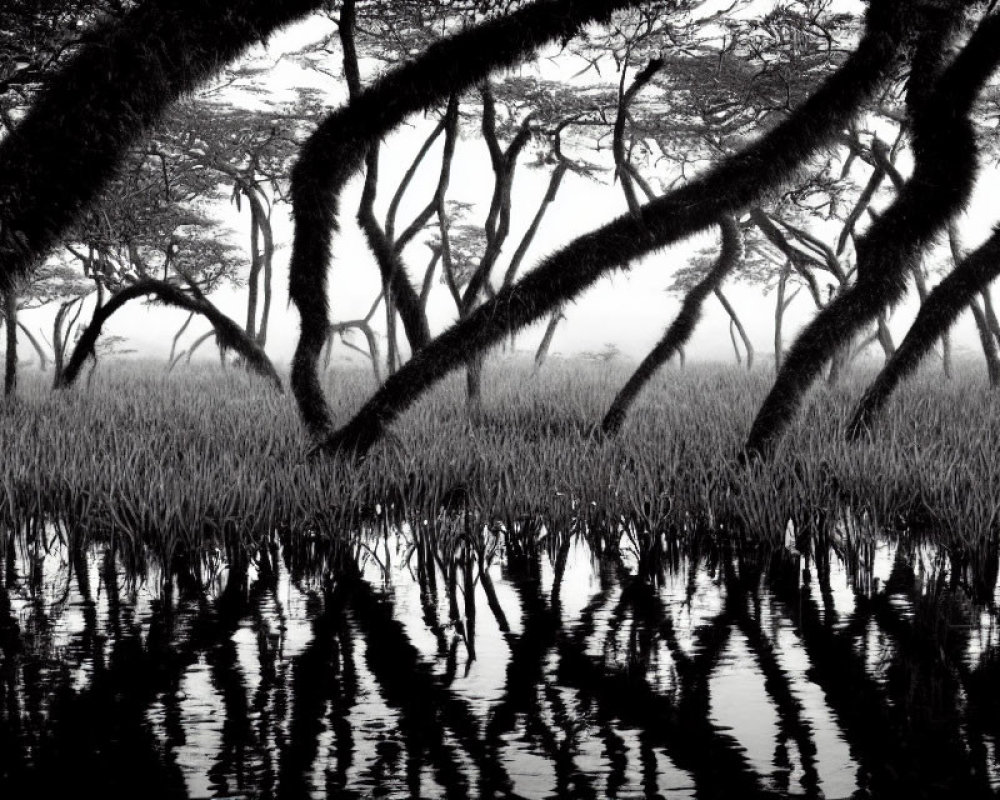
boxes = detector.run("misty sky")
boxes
[25,8,999,372]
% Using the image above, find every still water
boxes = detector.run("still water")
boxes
[1,521,999,799]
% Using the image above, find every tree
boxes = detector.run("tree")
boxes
[160,93,318,348]
[744,11,1000,458]
[602,215,742,434]
[0,0,328,295]
[314,0,919,456]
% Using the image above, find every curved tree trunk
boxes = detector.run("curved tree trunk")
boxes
[58,278,281,391]
[0,0,324,293]
[169,310,196,366]
[714,286,753,372]
[849,226,1000,436]
[288,0,703,441]
[744,15,998,459]
[876,313,895,361]
[729,319,743,366]
[601,216,742,434]
[17,322,48,372]
[311,6,916,456]
[910,262,952,378]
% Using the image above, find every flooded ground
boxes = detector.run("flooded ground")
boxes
[2,521,999,799]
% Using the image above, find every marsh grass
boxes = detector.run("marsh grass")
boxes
[0,359,997,564]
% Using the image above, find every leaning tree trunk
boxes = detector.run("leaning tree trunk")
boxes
[980,286,1000,349]
[308,4,915,456]
[744,14,997,459]
[601,216,742,434]
[848,235,1000,436]
[728,320,743,367]
[3,292,16,397]
[970,298,1000,387]
[17,323,47,372]
[714,286,753,372]
[341,1,433,355]
[876,313,896,361]
[0,0,325,294]
[287,0,746,442]
[533,304,565,374]
[849,226,1000,436]
[57,278,281,391]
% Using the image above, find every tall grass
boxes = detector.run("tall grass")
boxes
[0,359,997,562]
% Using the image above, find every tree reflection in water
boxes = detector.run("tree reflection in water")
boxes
[1,517,999,799]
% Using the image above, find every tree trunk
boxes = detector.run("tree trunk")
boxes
[849,231,1000,436]
[17,322,47,372]
[258,209,274,348]
[311,8,915,455]
[341,3,430,356]
[466,352,483,419]
[533,305,564,373]
[0,0,325,293]
[971,298,1000,387]
[168,310,196,366]
[876,313,895,361]
[714,286,753,372]
[911,263,952,378]
[942,330,953,379]
[601,216,742,434]
[385,298,398,376]
[746,17,992,458]
[293,0,841,443]
[980,287,1000,348]
[59,279,281,392]
[729,319,743,366]
[3,292,15,397]
[245,201,261,340]
[774,262,791,371]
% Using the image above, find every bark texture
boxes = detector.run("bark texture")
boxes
[743,11,1000,458]
[0,0,323,291]
[849,224,1000,436]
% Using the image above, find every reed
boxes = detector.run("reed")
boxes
[0,359,996,561]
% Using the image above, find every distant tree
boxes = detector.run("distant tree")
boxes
[316,1,927,456]
[159,92,318,348]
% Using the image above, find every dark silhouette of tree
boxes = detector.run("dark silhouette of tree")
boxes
[57,278,281,391]
[0,0,326,293]
[743,11,1000,459]
[602,215,742,434]
[310,0,916,456]
[288,0,655,440]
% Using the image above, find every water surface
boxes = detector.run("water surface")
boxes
[1,523,998,799]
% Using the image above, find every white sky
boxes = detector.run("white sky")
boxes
[16,8,999,372]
